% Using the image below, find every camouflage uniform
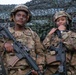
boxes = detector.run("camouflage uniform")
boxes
[2,27,45,75]
[43,30,76,75]
[43,11,76,75]
[1,4,45,75]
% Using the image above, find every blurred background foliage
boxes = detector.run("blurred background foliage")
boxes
[0,0,76,41]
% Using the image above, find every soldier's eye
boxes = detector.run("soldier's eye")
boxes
[16,14,21,17]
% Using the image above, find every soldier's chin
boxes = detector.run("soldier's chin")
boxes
[57,24,64,27]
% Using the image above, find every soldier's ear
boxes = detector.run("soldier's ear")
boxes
[10,15,15,22]
[27,13,32,22]
[26,15,29,22]
[12,15,15,22]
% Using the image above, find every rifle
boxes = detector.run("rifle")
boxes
[0,26,42,75]
[0,55,7,75]
[48,29,67,75]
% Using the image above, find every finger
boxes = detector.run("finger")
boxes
[32,70,38,75]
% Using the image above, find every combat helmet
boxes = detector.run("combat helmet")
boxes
[10,4,31,22]
[53,11,71,22]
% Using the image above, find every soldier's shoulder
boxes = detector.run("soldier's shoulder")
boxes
[25,27,39,38]
[25,27,36,34]
[68,30,76,34]
[25,27,33,32]
[68,30,76,37]
[23,27,36,37]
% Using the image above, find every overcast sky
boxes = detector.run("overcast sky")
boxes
[0,0,31,5]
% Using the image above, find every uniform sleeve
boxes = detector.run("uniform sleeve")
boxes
[33,32,45,65]
[63,31,76,50]
[0,35,6,53]
[0,40,5,51]
[43,33,53,49]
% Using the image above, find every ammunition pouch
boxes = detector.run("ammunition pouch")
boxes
[45,53,60,65]
[8,65,29,71]
[7,56,20,67]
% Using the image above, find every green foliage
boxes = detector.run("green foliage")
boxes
[27,22,54,41]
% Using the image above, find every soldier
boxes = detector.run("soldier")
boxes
[2,4,45,75]
[43,11,76,75]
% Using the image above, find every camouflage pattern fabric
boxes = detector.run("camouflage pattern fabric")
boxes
[43,30,76,75]
[1,27,45,75]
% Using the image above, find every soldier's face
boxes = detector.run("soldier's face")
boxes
[14,11,28,26]
[56,16,67,27]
